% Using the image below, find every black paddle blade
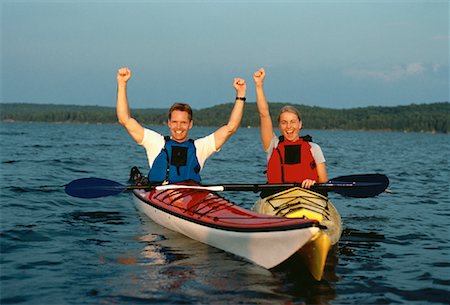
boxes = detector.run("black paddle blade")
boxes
[65,177,126,198]
[330,174,390,198]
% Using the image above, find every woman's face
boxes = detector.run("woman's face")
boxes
[278,111,302,142]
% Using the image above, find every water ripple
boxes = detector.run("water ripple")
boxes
[1,123,449,305]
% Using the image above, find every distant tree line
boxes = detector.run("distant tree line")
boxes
[1,102,448,133]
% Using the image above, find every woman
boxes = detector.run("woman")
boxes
[253,68,328,190]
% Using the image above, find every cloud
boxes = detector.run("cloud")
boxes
[405,63,426,75]
[432,64,441,72]
[344,63,427,82]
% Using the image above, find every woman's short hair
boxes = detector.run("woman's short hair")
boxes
[277,106,302,123]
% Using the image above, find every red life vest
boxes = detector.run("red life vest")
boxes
[267,136,319,183]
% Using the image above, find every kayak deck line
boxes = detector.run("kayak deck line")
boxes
[271,195,332,220]
[264,190,332,219]
[157,187,274,219]
[159,187,243,218]
[254,187,341,242]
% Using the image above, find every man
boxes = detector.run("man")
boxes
[116,67,246,184]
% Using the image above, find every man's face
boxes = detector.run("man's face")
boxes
[278,111,302,142]
[168,110,193,142]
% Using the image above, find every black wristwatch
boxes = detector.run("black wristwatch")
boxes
[235,97,246,102]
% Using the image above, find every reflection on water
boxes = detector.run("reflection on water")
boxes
[103,214,341,305]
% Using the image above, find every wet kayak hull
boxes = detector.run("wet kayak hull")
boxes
[132,186,320,269]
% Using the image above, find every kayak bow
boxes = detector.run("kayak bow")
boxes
[253,187,342,280]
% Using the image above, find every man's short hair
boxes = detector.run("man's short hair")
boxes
[168,103,193,121]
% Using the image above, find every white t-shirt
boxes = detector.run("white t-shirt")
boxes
[265,134,326,164]
[139,128,217,171]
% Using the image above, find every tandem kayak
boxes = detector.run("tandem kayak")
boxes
[253,187,342,280]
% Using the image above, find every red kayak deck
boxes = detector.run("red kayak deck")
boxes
[133,186,319,232]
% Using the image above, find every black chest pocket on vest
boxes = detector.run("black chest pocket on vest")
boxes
[171,146,188,167]
[284,145,301,164]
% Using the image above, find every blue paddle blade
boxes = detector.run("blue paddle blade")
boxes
[329,174,389,198]
[65,177,126,198]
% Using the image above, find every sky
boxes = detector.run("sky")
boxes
[1,0,449,109]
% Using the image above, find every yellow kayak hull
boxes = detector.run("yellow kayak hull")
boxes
[253,187,342,280]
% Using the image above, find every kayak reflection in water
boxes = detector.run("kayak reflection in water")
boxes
[116,67,246,184]
[253,68,329,195]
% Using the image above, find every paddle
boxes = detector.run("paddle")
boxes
[324,174,389,198]
[65,174,389,199]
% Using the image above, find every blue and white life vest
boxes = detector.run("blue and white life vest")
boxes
[149,136,201,183]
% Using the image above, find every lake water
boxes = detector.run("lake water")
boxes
[0,122,449,305]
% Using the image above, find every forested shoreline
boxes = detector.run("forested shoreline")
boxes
[1,102,448,133]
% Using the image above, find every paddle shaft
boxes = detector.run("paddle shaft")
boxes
[147,182,365,192]
[65,174,389,198]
